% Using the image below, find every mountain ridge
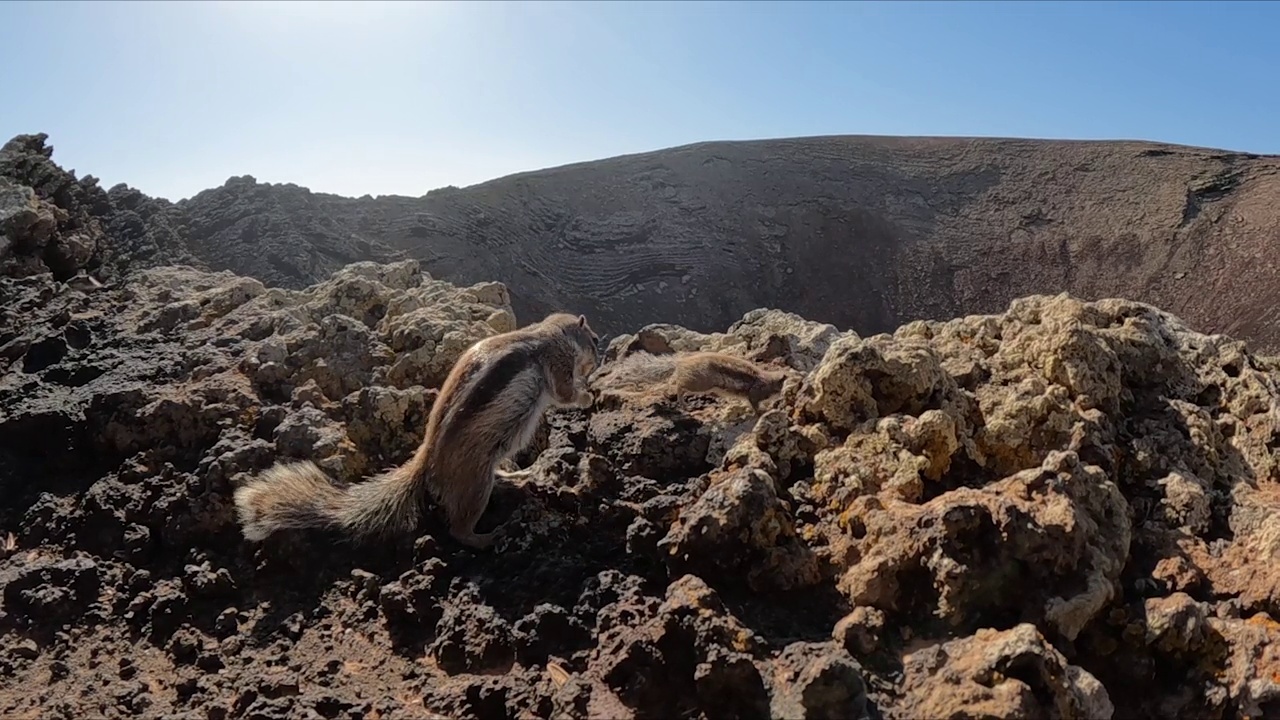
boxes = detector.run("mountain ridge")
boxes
[171,133,1278,204]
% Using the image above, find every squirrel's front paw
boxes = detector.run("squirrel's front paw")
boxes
[574,388,595,409]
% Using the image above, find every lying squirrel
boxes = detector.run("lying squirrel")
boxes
[592,350,790,413]
[234,312,599,549]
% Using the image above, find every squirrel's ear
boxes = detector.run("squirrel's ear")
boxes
[578,314,587,327]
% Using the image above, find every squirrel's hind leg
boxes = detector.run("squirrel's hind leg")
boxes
[445,471,499,550]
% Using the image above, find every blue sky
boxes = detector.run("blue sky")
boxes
[0,1,1274,201]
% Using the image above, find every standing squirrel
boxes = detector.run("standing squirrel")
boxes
[593,350,790,412]
[234,312,599,549]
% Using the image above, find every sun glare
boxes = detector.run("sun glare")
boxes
[211,0,445,33]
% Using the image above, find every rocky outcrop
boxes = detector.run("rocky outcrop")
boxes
[0,133,201,284]
[178,175,405,291]
[2,234,1279,717]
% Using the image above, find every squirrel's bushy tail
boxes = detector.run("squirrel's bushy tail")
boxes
[233,460,424,542]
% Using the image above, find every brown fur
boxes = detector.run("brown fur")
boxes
[594,350,789,412]
[234,312,599,549]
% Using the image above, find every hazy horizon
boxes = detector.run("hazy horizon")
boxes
[2,0,1275,202]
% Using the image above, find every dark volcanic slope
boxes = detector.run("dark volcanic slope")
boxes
[178,135,1280,349]
[9,132,1280,349]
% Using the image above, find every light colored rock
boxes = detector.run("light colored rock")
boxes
[897,624,1114,719]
